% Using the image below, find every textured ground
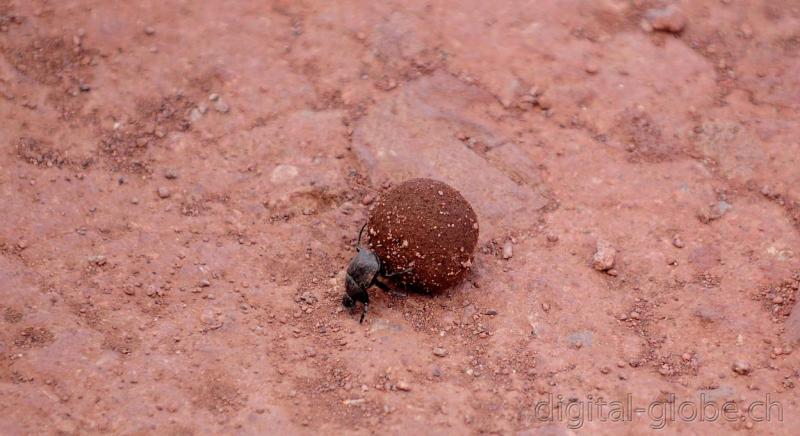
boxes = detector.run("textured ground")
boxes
[1,0,800,434]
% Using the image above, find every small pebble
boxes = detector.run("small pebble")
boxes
[157,186,171,199]
[502,241,513,260]
[200,310,223,330]
[89,255,107,266]
[740,23,753,39]
[213,99,230,113]
[546,233,559,243]
[537,96,552,110]
[209,93,230,113]
[732,361,751,375]
[189,107,203,122]
[164,169,179,180]
[698,201,732,223]
[395,381,411,391]
[433,347,448,357]
[672,234,685,248]
[643,5,687,34]
[144,26,156,35]
[592,239,616,271]
[343,398,365,406]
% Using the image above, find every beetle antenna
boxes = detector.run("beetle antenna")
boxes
[357,222,367,247]
[359,302,368,323]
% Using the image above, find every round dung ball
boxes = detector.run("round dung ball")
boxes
[367,178,479,292]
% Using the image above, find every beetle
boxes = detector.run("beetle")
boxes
[342,223,410,323]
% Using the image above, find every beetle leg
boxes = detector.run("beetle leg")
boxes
[342,294,355,308]
[374,278,407,297]
[384,267,412,278]
[359,302,368,323]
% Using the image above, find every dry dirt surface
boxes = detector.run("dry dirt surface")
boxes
[1,0,800,434]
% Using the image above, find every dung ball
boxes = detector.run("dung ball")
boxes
[367,178,479,292]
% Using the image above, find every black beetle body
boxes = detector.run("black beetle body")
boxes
[343,223,410,323]
[342,246,380,322]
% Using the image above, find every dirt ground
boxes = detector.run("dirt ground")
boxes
[1,0,800,434]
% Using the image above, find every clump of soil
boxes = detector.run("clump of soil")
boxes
[367,178,479,292]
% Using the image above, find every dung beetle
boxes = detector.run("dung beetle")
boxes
[342,223,410,323]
